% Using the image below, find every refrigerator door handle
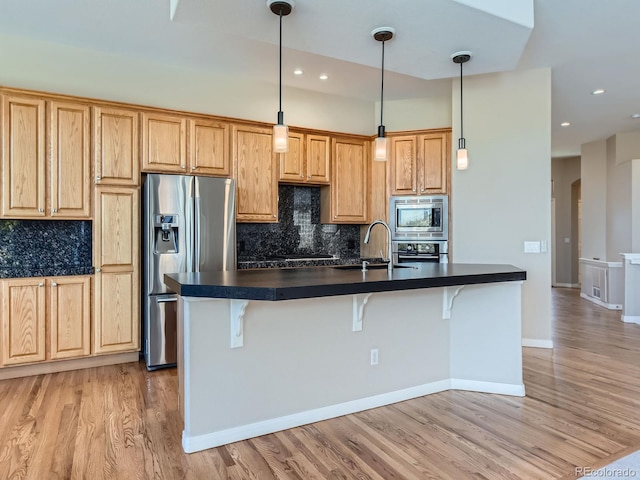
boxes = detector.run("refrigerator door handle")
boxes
[156,296,178,303]
[194,177,202,272]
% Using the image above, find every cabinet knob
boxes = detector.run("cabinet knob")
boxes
[52,208,58,213]
[272,214,276,218]
[38,208,44,213]
[96,175,102,182]
[181,165,186,169]
[52,282,57,287]
[300,174,304,178]
[38,282,44,287]
[412,188,416,192]
[308,174,312,178]
[191,166,196,171]
[96,268,102,273]
[420,188,425,192]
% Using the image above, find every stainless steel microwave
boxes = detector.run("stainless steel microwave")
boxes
[389,195,448,241]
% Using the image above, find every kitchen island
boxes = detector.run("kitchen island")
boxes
[165,263,526,453]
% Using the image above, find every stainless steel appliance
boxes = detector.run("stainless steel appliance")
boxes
[392,240,449,264]
[389,195,448,241]
[142,174,236,370]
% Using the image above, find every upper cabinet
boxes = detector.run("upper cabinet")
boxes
[321,136,369,224]
[93,105,140,186]
[390,130,450,196]
[279,132,330,185]
[233,124,278,222]
[141,111,187,173]
[1,94,91,219]
[189,118,230,177]
[141,112,231,177]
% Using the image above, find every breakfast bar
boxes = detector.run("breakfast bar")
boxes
[165,263,526,453]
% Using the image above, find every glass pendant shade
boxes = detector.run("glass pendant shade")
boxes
[456,147,469,170]
[374,132,388,162]
[273,123,289,153]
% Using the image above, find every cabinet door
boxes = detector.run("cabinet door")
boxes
[93,106,139,186]
[49,101,91,218]
[278,131,305,183]
[142,112,187,173]
[306,134,330,184]
[188,118,230,176]
[94,271,138,353]
[232,125,278,222]
[1,278,46,366]
[1,95,46,218]
[323,137,368,223]
[418,132,449,195]
[390,136,418,195]
[94,186,140,354]
[50,276,91,359]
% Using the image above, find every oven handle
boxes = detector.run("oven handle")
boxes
[398,254,439,260]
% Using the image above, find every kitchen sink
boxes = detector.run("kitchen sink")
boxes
[332,264,417,270]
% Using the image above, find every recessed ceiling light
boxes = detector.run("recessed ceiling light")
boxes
[319,74,328,80]
[591,89,606,95]
[561,122,571,127]
[632,113,640,119]
[293,68,303,75]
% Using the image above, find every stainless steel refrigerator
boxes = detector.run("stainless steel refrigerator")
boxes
[142,173,236,370]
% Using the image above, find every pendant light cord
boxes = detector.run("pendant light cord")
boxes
[380,39,385,127]
[459,61,463,139]
[278,7,283,118]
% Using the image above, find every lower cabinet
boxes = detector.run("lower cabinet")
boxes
[1,276,91,366]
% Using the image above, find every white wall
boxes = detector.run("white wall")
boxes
[581,140,608,261]
[451,68,552,346]
[377,93,452,132]
[0,32,373,135]
[606,136,632,261]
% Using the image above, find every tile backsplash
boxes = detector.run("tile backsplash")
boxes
[0,220,93,278]
[236,185,360,260]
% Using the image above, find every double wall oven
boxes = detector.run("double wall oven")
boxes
[389,195,449,264]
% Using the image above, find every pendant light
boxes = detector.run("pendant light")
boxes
[451,51,472,170]
[372,27,395,162]
[268,0,294,153]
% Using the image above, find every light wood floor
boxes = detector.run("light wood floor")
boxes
[1,288,639,479]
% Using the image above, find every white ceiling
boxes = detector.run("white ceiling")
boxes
[1,0,639,157]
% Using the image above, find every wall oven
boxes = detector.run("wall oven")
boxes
[389,195,448,241]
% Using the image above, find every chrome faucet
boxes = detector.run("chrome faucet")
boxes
[364,219,393,274]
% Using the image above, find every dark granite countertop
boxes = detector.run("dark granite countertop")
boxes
[165,263,526,301]
[237,256,384,270]
[0,266,94,278]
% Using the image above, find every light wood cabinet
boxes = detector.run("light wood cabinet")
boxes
[232,124,278,222]
[50,276,91,360]
[189,118,230,176]
[1,95,91,219]
[93,186,140,354]
[360,145,389,257]
[390,130,450,196]
[49,101,91,217]
[141,111,187,173]
[1,278,46,366]
[1,95,46,218]
[321,136,369,224]
[0,275,90,366]
[279,132,330,185]
[93,105,140,186]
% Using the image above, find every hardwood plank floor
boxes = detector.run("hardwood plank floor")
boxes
[0,287,639,479]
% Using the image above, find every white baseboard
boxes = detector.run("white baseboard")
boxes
[450,379,525,397]
[552,283,580,288]
[522,338,554,349]
[580,293,622,310]
[182,377,525,453]
[621,315,640,324]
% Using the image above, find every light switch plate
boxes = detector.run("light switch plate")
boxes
[524,241,541,253]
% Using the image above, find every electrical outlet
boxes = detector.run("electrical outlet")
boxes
[370,348,379,366]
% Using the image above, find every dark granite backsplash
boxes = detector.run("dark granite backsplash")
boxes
[237,185,360,261]
[0,220,93,278]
